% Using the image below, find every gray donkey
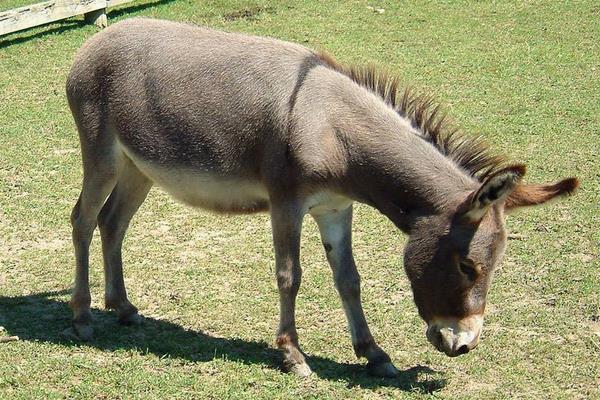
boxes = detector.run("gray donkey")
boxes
[66,18,578,377]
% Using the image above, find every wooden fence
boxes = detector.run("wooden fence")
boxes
[0,0,135,36]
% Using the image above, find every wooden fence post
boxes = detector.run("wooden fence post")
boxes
[0,0,135,37]
[84,8,107,29]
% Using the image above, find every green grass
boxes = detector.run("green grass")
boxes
[0,0,40,12]
[0,1,598,398]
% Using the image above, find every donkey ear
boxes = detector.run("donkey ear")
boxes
[461,165,526,223]
[504,177,579,211]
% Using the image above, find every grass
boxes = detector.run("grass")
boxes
[0,0,598,398]
[0,0,42,12]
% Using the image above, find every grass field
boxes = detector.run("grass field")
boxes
[0,0,598,398]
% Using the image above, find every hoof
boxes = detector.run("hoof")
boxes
[118,312,143,326]
[72,322,93,341]
[60,327,79,341]
[367,361,399,378]
[288,362,313,378]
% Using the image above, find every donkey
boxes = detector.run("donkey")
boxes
[66,18,578,377]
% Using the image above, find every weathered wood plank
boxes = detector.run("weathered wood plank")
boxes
[106,0,135,7]
[0,0,135,36]
[0,0,105,35]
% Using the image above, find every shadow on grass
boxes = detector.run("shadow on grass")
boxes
[0,0,175,49]
[0,20,86,48]
[0,290,446,393]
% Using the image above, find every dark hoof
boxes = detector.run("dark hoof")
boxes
[71,322,93,341]
[367,361,399,378]
[118,312,143,326]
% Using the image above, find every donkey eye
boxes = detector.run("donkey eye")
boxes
[459,261,478,281]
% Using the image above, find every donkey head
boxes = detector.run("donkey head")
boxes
[403,165,578,357]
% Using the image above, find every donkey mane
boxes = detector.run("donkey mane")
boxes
[317,52,508,182]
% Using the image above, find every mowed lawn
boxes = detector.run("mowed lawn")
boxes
[0,1,598,399]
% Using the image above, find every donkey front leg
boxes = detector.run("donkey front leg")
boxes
[313,206,399,377]
[270,201,312,377]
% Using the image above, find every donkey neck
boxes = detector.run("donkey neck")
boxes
[322,74,477,231]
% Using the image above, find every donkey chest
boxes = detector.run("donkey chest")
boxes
[304,191,354,216]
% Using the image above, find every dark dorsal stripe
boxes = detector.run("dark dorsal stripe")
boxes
[316,51,508,182]
[288,55,326,112]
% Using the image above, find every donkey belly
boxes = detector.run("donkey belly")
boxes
[124,146,270,213]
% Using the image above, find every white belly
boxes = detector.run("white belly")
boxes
[120,143,353,215]
[124,149,269,213]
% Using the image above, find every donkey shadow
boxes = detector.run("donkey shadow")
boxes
[0,289,446,393]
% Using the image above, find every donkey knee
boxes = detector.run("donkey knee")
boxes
[71,215,95,245]
[71,197,101,245]
[70,197,82,225]
[335,272,360,299]
[276,264,302,294]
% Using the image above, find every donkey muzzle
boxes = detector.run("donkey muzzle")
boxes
[426,315,483,357]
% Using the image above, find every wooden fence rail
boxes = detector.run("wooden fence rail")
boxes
[0,0,135,36]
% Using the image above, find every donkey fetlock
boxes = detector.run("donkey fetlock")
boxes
[105,298,142,326]
[277,334,312,377]
[70,310,93,341]
[354,339,399,378]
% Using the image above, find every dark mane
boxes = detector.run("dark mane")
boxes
[317,52,508,182]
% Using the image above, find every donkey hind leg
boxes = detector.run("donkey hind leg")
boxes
[98,159,152,325]
[312,206,399,378]
[270,201,312,377]
[70,155,122,340]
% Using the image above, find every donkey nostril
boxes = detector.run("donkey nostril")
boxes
[456,344,469,355]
